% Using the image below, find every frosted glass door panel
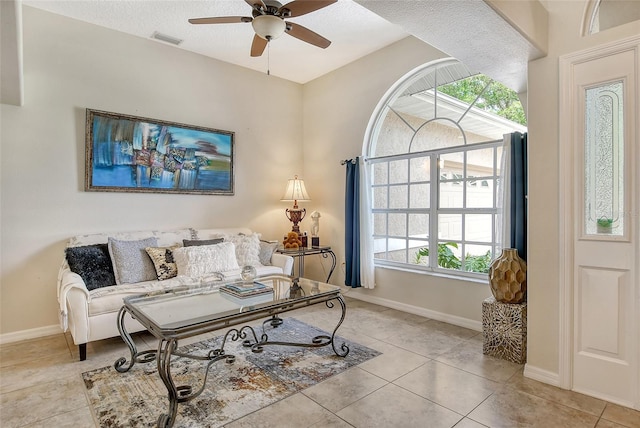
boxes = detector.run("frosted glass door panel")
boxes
[584,81,624,236]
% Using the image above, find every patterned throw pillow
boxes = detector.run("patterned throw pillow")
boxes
[172,242,240,278]
[108,236,158,285]
[224,233,262,267]
[258,240,278,266]
[65,244,116,291]
[145,246,180,280]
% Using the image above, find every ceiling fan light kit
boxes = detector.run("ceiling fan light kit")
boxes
[252,15,286,40]
[189,0,337,56]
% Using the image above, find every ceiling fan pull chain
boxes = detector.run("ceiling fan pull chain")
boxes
[267,37,271,76]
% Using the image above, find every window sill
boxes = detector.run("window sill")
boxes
[375,263,489,285]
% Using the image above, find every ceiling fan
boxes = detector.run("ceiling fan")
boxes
[189,0,337,57]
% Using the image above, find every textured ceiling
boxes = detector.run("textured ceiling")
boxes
[22,0,409,84]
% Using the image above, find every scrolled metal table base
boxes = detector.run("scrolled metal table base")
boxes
[115,295,348,428]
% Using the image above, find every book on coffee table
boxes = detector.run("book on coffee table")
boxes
[220,281,273,299]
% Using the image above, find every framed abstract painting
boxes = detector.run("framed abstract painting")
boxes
[85,109,234,195]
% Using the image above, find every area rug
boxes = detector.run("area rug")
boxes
[82,318,380,427]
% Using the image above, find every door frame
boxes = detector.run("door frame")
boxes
[559,34,640,408]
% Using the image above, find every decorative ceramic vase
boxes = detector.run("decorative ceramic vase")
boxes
[489,248,527,304]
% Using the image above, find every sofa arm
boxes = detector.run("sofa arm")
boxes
[58,269,90,333]
[270,253,293,276]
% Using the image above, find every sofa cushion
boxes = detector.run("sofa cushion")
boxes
[183,238,224,247]
[65,244,116,291]
[259,240,279,266]
[108,237,158,285]
[173,242,240,278]
[224,233,262,267]
[145,246,180,281]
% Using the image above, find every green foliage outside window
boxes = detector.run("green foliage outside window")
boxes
[438,75,527,126]
[415,242,492,274]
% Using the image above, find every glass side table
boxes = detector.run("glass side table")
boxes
[276,246,336,282]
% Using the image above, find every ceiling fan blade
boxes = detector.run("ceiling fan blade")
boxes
[189,16,252,25]
[245,0,266,12]
[250,34,268,57]
[286,22,331,49]
[279,0,337,17]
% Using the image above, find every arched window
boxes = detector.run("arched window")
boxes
[365,58,526,279]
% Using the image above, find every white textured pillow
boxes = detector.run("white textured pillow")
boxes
[224,233,262,267]
[173,242,239,277]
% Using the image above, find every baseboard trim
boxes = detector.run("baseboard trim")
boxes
[344,289,482,332]
[523,364,561,386]
[0,324,63,345]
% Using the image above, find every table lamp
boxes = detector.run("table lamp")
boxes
[281,175,310,234]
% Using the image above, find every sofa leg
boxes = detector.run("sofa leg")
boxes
[79,343,87,361]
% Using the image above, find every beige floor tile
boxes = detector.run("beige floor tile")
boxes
[0,375,88,428]
[454,418,489,428]
[601,403,640,428]
[597,419,632,428]
[357,341,429,382]
[308,412,353,427]
[468,388,599,428]
[506,371,607,416]
[226,392,335,428]
[22,406,96,427]
[395,360,501,415]
[0,350,84,394]
[302,366,387,412]
[383,324,467,358]
[337,383,463,428]
[422,319,480,340]
[435,336,522,383]
[0,334,70,367]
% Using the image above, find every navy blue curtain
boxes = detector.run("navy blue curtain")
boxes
[510,132,528,261]
[344,158,361,288]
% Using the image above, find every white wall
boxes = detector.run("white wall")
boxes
[0,6,304,336]
[527,1,639,377]
[302,37,492,327]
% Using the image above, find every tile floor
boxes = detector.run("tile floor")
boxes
[1,297,639,427]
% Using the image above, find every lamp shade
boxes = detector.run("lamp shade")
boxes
[252,15,286,40]
[281,175,310,202]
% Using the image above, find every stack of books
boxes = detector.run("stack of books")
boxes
[220,281,273,299]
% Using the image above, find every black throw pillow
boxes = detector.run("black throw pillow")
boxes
[65,244,116,291]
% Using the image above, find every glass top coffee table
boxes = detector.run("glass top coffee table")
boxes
[114,274,348,428]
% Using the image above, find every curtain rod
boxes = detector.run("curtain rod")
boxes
[340,158,357,165]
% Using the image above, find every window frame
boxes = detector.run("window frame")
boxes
[370,140,501,279]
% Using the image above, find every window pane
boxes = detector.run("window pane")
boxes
[373,163,388,185]
[463,244,492,273]
[389,159,408,184]
[373,186,388,209]
[408,213,429,238]
[373,213,387,235]
[410,157,430,181]
[409,240,429,265]
[584,81,624,236]
[440,181,463,208]
[465,214,493,242]
[409,183,430,208]
[389,184,408,209]
[438,214,462,240]
[388,213,407,236]
[466,147,495,176]
[387,238,407,262]
[373,237,387,259]
[436,241,462,270]
[467,178,495,208]
[439,153,464,208]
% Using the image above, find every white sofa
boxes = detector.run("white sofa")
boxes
[57,227,293,360]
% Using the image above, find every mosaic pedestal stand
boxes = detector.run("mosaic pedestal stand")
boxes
[482,296,527,364]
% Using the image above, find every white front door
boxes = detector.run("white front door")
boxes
[561,37,639,408]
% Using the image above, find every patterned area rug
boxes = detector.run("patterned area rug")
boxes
[82,318,380,427]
